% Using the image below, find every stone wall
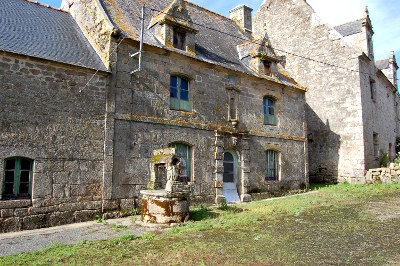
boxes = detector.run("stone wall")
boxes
[365,165,400,184]
[107,41,307,204]
[253,0,398,183]
[0,51,108,232]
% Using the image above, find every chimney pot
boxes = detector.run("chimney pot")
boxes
[229,4,253,32]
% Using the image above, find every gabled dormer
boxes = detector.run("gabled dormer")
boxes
[150,0,198,56]
[238,36,280,78]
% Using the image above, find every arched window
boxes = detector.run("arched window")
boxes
[3,157,33,199]
[263,97,276,125]
[170,76,190,111]
[169,143,191,182]
[266,150,278,181]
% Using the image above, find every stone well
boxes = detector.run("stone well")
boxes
[139,148,190,226]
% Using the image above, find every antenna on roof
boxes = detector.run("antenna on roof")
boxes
[130,4,145,74]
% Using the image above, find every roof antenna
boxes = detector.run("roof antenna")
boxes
[130,4,145,74]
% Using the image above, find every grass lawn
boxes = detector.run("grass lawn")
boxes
[1,183,400,265]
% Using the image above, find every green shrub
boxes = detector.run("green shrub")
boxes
[380,150,388,167]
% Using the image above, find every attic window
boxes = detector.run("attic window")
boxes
[263,61,272,77]
[173,29,186,51]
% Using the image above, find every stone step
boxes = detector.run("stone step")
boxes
[223,182,240,203]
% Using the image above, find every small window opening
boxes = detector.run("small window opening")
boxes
[373,133,379,158]
[169,143,191,182]
[3,157,33,199]
[170,76,190,111]
[266,150,278,181]
[263,61,272,77]
[263,97,276,125]
[173,29,186,51]
[370,78,376,101]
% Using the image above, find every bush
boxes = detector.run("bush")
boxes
[396,136,400,153]
[380,150,388,167]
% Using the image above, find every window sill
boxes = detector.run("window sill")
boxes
[170,109,194,115]
[263,124,277,127]
[0,199,32,209]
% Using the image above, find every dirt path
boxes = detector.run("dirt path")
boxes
[0,216,162,256]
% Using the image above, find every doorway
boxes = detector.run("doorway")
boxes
[223,151,240,202]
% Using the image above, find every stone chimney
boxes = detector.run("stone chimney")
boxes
[389,51,398,88]
[229,5,253,32]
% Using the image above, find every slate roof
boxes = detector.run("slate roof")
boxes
[334,19,363,37]
[0,0,107,71]
[100,0,303,89]
[376,59,390,70]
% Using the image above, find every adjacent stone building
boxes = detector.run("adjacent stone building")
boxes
[254,0,399,183]
[0,0,307,232]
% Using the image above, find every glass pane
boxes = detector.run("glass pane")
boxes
[224,152,233,162]
[5,171,14,182]
[19,182,29,194]
[4,183,13,194]
[170,76,177,88]
[223,173,234,183]
[20,159,31,170]
[263,98,267,114]
[224,162,234,173]
[170,86,178,98]
[20,170,30,182]
[180,79,189,101]
[175,144,189,177]
[268,107,275,116]
[5,159,15,170]
[268,99,274,107]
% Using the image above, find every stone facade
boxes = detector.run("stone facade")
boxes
[0,51,108,232]
[0,0,307,232]
[253,0,399,183]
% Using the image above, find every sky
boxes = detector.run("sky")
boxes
[36,0,400,61]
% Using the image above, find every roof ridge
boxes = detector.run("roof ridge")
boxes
[334,18,363,28]
[24,0,69,13]
[185,0,231,22]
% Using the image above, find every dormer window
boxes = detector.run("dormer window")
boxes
[263,60,272,77]
[173,29,186,50]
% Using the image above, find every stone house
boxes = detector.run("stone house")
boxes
[253,0,399,183]
[0,0,307,232]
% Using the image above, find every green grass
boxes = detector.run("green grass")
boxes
[1,183,400,265]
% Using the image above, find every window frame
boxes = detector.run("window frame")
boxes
[2,157,33,200]
[173,28,186,51]
[266,150,279,181]
[169,143,192,182]
[263,96,277,126]
[263,60,272,77]
[170,76,191,111]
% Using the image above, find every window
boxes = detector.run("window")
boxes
[170,76,190,111]
[263,60,272,77]
[373,133,379,158]
[263,97,276,125]
[169,143,191,182]
[370,78,376,101]
[266,150,278,181]
[3,158,33,199]
[173,29,186,50]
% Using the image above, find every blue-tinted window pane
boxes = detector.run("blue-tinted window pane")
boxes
[268,99,274,107]
[180,79,189,100]
[170,76,177,87]
[170,87,178,98]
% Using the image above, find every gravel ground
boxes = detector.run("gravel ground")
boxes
[0,216,163,257]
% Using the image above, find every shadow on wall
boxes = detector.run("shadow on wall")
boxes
[306,103,340,183]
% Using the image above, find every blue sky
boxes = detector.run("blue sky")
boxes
[36,0,400,61]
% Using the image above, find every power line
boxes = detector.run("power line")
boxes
[79,33,128,93]
[147,7,396,81]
